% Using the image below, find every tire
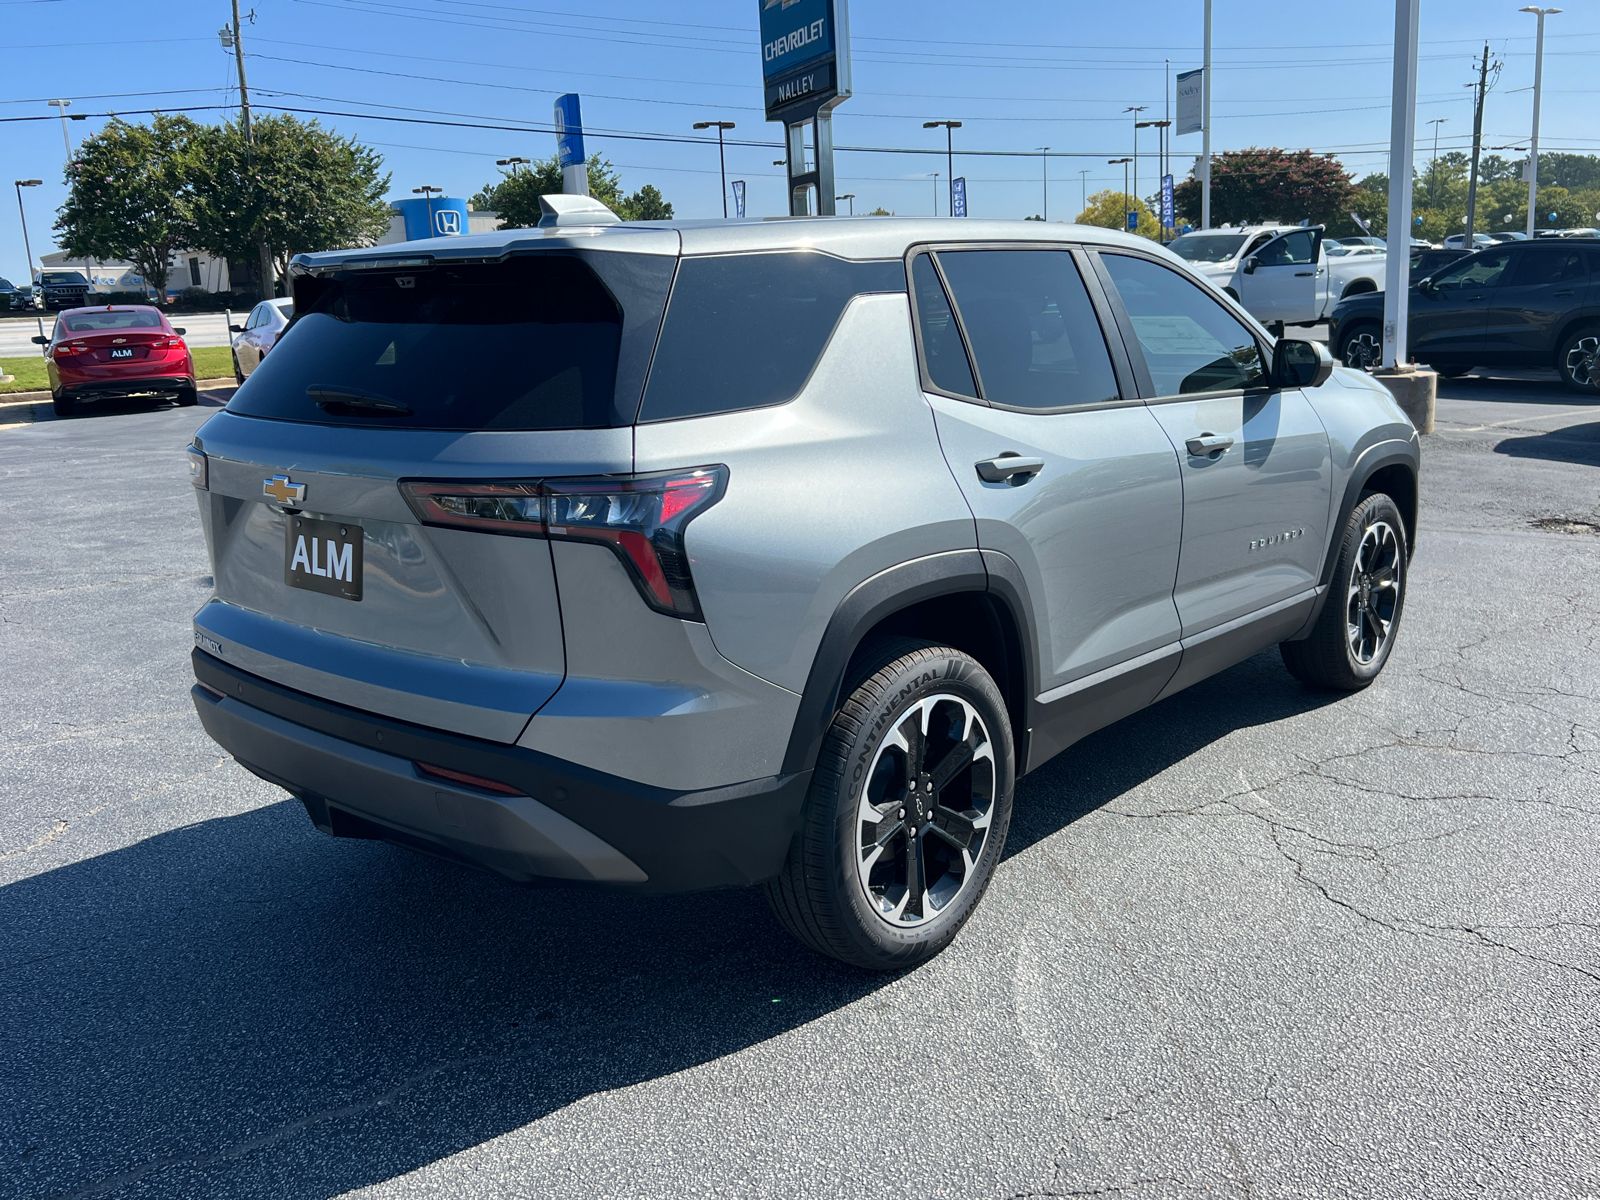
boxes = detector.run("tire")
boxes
[764,637,1015,971]
[1433,365,1471,379]
[51,390,76,418]
[232,353,245,386]
[1336,321,1382,371]
[175,383,198,407]
[1556,325,1600,394]
[1281,492,1409,691]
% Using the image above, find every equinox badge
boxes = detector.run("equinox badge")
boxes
[263,474,306,506]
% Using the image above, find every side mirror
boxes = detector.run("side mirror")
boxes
[1417,277,1437,296]
[172,327,187,336]
[1242,255,1259,276]
[228,324,244,333]
[31,335,49,345]
[1273,337,1335,389]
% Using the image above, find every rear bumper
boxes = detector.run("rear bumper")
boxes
[60,374,193,400]
[190,650,810,892]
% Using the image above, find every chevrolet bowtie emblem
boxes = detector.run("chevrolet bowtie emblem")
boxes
[263,474,306,505]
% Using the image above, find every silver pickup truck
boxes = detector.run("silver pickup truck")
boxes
[1171,226,1384,327]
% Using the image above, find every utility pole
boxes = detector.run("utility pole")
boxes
[1079,169,1090,217]
[228,0,276,301]
[1520,7,1559,237]
[1037,147,1049,220]
[1464,42,1495,245]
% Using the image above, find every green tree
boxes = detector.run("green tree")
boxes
[189,115,392,292]
[472,156,674,227]
[865,206,893,216]
[1076,189,1160,239]
[54,115,202,302]
[1173,148,1355,230]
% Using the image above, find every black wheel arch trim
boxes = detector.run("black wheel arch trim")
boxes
[779,549,1039,778]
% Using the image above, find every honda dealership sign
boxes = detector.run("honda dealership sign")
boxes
[760,0,852,121]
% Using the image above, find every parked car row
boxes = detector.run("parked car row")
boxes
[1169,225,1385,327]
[1331,238,1600,391]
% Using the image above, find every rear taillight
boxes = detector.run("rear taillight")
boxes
[52,342,87,359]
[400,466,727,619]
[155,336,186,350]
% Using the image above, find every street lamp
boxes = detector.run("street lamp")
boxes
[1426,117,1449,206]
[496,156,529,173]
[929,171,941,217]
[693,120,736,218]
[923,120,962,217]
[13,179,47,352]
[1124,105,1147,224]
[46,98,73,160]
[1520,6,1560,237]
[835,192,856,216]
[1078,168,1090,217]
[1108,157,1132,228]
[1137,119,1173,239]
[412,185,442,234]
[1037,147,1050,221]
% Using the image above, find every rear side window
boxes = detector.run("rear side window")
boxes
[1506,249,1587,287]
[228,254,650,431]
[639,252,904,422]
[935,248,1119,410]
[911,254,977,397]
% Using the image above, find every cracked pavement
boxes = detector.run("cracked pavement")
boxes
[2,375,1597,1199]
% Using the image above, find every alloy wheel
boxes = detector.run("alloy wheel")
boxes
[1342,331,1382,371]
[856,694,996,928]
[1564,334,1599,389]
[1346,519,1402,665]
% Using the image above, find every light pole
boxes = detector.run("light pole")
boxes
[1037,147,1050,220]
[47,99,94,295]
[1520,6,1560,238]
[14,179,47,351]
[923,120,962,217]
[1138,119,1172,239]
[412,185,441,235]
[1078,169,1090,217]
[1124,106,1147,222]
[930,172,941,217]
[1426,117,1449,206]
[694,120,736,218]
[1108,157,1132,229]
[835,193,856,215]
[496,156,529,174]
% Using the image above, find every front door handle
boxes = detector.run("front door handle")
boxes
[1294,270,1315,277]
[975,454,1045,483]
[1185,433,1234,457]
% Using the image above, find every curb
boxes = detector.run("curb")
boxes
[0,377,235,408]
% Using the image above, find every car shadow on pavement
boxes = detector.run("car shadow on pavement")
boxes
[1438,371,1575,404]
[1495,421,1600,468]
[1005,648,1343,859]
[2,651,1336,1197]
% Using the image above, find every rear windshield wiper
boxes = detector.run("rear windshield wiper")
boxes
[307,385,412,416]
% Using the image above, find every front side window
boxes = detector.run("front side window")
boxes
[933,248,1119,410]
[1431,249,1511,291]
[1255,230,1317,267]
[1100,253,1267,397]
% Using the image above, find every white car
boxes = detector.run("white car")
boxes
[1443,233,1497,250]
[1169,225,1385,326]
[230,298,294,383]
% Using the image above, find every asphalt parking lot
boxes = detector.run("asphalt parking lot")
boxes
[2,376,1596,1199]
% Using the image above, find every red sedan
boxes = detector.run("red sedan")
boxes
[33,305,197,417]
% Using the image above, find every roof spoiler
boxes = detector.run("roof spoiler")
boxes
[538,194,622,228]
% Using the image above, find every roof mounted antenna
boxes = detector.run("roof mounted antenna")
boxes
[537,194,621,229]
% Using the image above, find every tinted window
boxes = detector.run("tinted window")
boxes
[227,254,627,431]
[911,254,977,397]
[59,310,164,333]
[641,253,902,422]
[244,305,266,330]
[1506,249,1588,287]
[936,249,1118,410]
[1101,253,1267,396]
[1256,230,1317,267]
[1431,249,1510,290]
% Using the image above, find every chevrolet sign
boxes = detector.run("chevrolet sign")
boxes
[758,0,850,122]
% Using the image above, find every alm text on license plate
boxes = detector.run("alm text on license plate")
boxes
[284,516,363,600]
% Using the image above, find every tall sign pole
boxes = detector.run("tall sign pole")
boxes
[1201,0,1212,229]
[1521,7,1559,238]
[758,0,852,216]
[1382,0,1421,370]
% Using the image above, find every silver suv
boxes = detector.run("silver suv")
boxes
[188,198,1419,970]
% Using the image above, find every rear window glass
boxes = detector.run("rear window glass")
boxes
[227,255,627,431]
[60,310,164,333]
[639,252,905,422]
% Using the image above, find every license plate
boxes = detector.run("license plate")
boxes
[284,516,363,600]
[109,348,135,359]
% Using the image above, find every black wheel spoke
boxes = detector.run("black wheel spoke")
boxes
[904,831,927,916]
[927,735,977,794]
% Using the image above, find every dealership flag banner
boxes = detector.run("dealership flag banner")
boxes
[1176,69,1204,135]
[732,179,747,219]
[951,176,967,218]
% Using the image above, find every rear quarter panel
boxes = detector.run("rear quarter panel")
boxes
[632,291,977,692]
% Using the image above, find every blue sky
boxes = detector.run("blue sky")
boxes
[3,0,1598,280]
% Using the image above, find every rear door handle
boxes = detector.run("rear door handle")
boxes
[1294,270,1315,277]
[1185,433,1234,457]
[975,454,1045,483]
